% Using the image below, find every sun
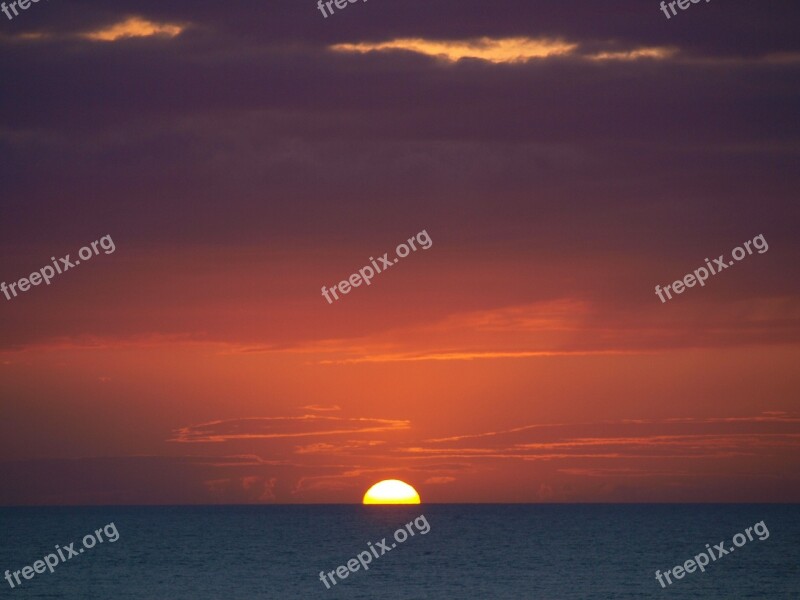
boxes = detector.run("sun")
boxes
[363,479,421,504]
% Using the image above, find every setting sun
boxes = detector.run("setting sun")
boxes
[363,480,421,504]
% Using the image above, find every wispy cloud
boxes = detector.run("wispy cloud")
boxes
[587,47,677,61]
[169,415,410,443]
[424,476,457,484]
[557,467,686,478]
[294,440,386,454]
[331,37,577,63]
[331,37,678,64]
[81,16,185,42]
[408,414,800,463]
[321,349,634,364]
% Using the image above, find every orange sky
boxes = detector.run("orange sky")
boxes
[1,1,799,505]
[1,241,798,504]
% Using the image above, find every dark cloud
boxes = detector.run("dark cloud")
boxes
[0,0,798,348]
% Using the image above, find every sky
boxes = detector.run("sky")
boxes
[1,0,799,504]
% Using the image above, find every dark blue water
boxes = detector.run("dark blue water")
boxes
[0,505,797,599]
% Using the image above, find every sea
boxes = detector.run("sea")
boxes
[0,504,797,599]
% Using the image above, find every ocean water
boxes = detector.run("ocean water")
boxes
[0,505,797,599]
